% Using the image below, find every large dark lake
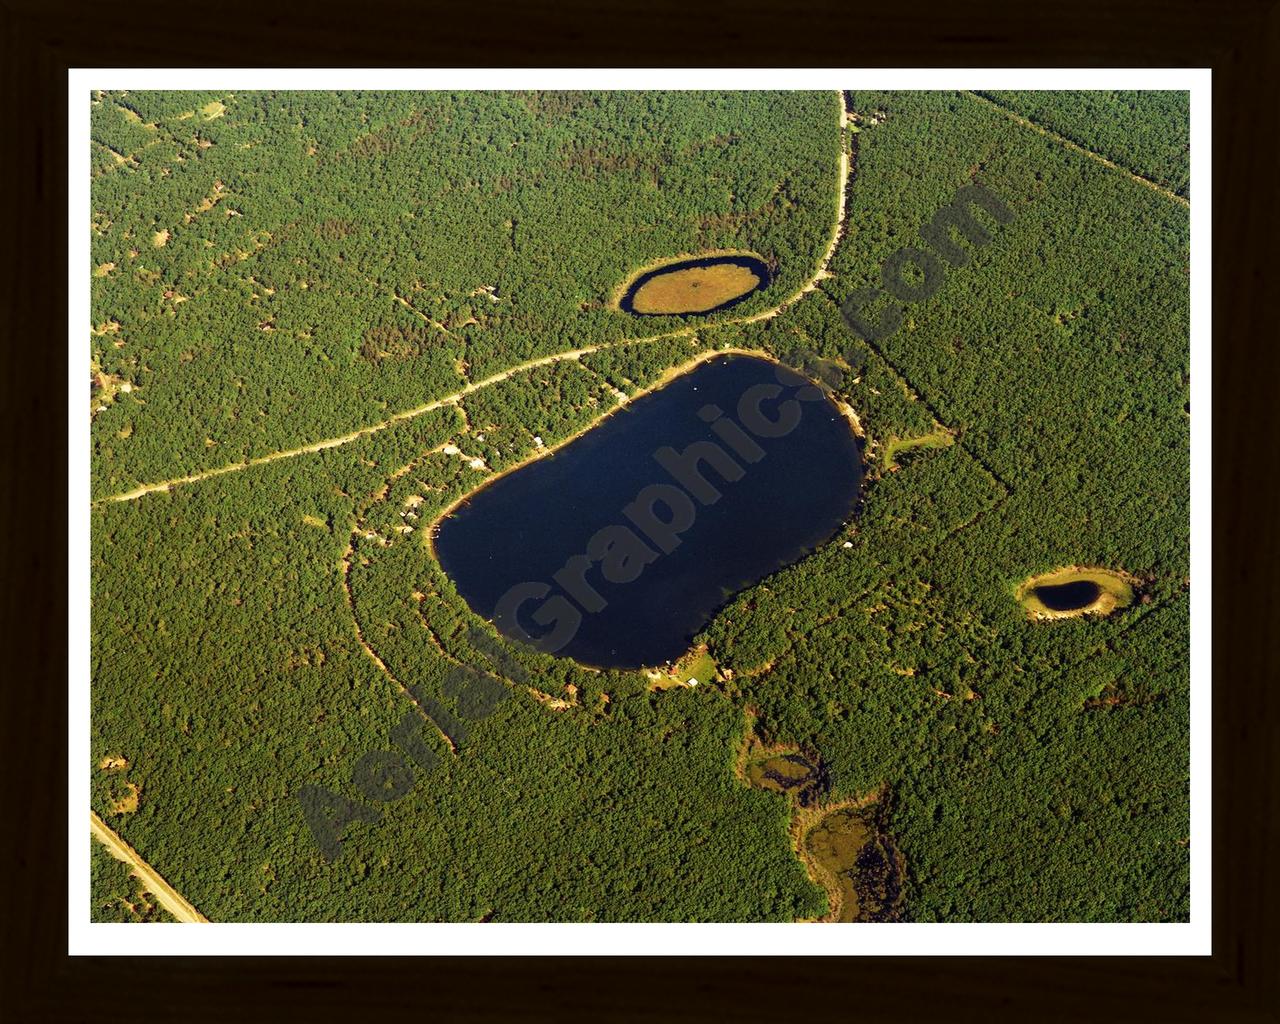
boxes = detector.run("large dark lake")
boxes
[434,355,863,668]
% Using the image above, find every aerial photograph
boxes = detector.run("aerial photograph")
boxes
[88,87,1191,925]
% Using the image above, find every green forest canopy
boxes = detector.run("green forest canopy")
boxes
[91,90,1190,923]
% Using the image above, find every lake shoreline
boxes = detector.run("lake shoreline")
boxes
[608,249,770,314]
[426,344,801,563]
[617,254,772,317]
[431,352,866,668]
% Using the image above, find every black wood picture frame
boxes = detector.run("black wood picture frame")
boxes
[3,1,1274,1018]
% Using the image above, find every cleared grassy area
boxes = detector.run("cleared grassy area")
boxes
[881,423,955,470]
[674,649,717,685]
[648,648,718,690]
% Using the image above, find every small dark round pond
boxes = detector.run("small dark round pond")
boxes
[433,355,862,668]
[1032,580,1102,612]
[618,255,771,317]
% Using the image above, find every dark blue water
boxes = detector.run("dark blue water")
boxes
[434,355,863,668]
[1034,580,1102,611]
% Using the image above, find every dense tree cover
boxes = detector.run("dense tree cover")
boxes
[90,841,178,923]
[978,90,1191,198]
[737,90,1188,919]
[89,90,840,497]
[92,391,822,920]
[459,360,619,470]
[91,90,1189,922]
[579,334,706,392]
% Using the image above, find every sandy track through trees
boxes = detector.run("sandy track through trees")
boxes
[90,811,209,923]
[86,91,851,919]
[97,91,851,507]
[97,343,624,504]
[966,91,1190,208]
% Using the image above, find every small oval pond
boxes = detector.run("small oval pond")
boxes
[1017,567,1135,620]
[618,255,771,316]
[433,354,863,668]
[1033,579,1101,612]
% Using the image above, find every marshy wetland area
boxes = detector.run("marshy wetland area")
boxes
[91,88,1190,925]
[616,253,772,316]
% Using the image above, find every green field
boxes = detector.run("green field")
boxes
[91,89,1190,922]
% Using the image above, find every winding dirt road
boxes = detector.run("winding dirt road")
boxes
[90,811,209,922]
[967,91,1190,208]
[99,343,628,504]
[97,91,851,507]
